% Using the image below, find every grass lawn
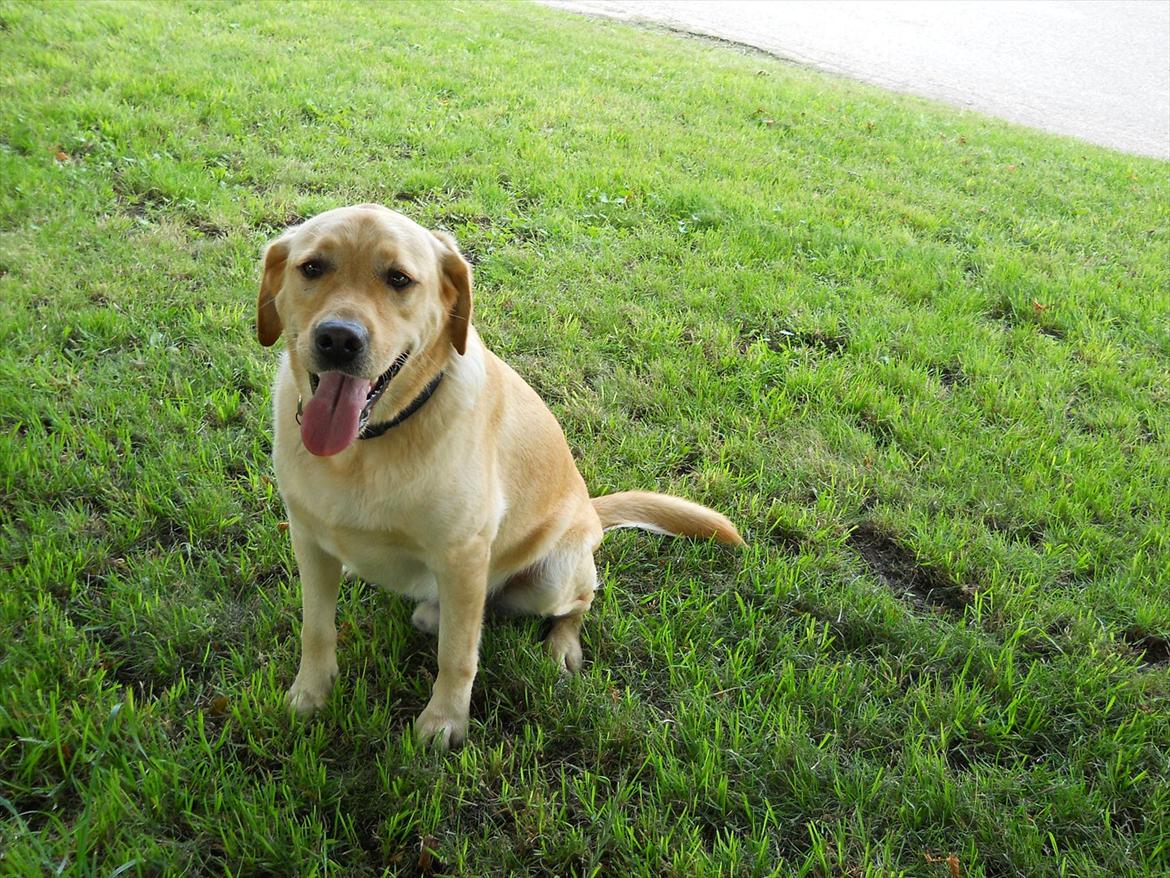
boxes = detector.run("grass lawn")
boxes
[2,1,1169,875]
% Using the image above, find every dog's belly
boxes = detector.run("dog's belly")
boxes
[318,531,438,601]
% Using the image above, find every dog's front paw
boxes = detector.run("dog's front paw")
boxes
[286,666,337,717]
[414,699,469,750]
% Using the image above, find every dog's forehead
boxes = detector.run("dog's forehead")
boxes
[290,206,435,264]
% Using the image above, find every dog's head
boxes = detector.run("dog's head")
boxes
[256,204,472,456]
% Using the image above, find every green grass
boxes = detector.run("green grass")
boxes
[1,1,1168,875]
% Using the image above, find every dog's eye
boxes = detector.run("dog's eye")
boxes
[386,269,413,290]
[299,260,327,279]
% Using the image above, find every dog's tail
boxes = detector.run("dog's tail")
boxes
[592,491,745,546]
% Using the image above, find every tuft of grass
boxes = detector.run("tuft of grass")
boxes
[1,1,1168,875]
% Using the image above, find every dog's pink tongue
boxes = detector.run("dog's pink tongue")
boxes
[300,371,372,457]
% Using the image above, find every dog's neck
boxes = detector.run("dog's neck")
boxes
[358,334,454,437]
[359,370,444,439]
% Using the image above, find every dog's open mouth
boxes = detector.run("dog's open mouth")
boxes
[301,353,409,457]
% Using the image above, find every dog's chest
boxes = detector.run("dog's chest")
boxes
[276,451,448,597]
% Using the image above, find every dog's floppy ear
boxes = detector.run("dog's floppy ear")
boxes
[256,235,290,347]
[431,229,472,356]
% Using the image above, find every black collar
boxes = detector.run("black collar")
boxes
[358,371,444,440]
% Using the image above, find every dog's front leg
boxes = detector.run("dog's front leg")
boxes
[415,538,489,749]
[285,518,342,716]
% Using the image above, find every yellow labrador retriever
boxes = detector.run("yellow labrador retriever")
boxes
[257,204,742,747]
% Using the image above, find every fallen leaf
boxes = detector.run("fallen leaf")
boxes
[55,149,70,162]
[925,852,961,878]
[418,835,439,873]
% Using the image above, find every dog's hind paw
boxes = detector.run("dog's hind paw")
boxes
[547,635,583,673]
[544,622,584,674]
[411,600,440,635]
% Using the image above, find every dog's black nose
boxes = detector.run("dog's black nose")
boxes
[314,320,368,367]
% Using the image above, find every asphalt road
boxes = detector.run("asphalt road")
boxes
[543,0,1170,159]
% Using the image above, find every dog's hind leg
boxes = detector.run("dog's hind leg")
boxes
[543,549,596,673]
[494,542,597,673]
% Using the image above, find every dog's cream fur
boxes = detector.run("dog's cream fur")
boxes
[258,204,742,747]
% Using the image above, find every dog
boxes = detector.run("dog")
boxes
[256,204,743,748]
